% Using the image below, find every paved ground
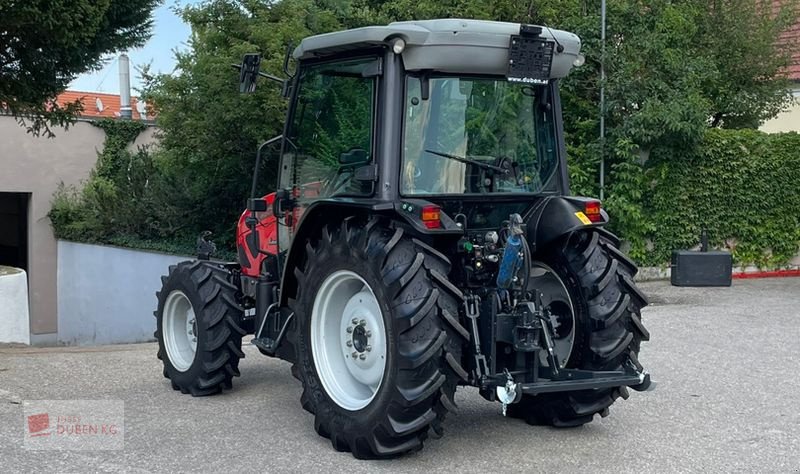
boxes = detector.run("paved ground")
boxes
[1,278,799,473]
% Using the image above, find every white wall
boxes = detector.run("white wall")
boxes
[57,241,189,345]
[760,87,800,133]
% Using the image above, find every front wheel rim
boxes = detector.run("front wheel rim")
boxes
[311,270,387,411]
[163,290,198,372]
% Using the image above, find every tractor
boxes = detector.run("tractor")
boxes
[154,19,653,459]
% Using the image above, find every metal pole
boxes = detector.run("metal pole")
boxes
[599,0,606,201]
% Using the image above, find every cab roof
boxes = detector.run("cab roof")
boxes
[293,19,582,79]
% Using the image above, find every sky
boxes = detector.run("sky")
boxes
[68,1,201,95]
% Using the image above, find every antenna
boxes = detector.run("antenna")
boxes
[94,56,119,92]
[543,25,565,53]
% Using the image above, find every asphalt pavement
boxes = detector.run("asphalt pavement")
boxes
[1,278,799,473]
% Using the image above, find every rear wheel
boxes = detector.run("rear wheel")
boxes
[507,229,650,426]
[156,261,246,396]
[291,218,469,458]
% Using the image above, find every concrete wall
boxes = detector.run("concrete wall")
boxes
[0,117,157,343]
[760,87,800,133]
[57,241,189,345]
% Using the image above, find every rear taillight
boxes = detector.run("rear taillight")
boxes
[421,205,441,229]
[585,200,603,223]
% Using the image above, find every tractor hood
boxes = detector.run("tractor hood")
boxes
[293,19,582,79]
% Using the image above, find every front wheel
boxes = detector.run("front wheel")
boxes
[291,218,469,458]
[155,261,246,396]
[507,229,650,426]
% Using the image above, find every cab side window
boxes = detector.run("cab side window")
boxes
[281,57,377,200]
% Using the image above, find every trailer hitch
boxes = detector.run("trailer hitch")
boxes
[518,367,654,395]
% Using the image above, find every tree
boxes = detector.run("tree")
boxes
[0,0,159,136]
[138,0,377,242]
[56,0,798,259]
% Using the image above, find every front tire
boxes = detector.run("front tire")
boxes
[507,229,650,426]
[291,218,469,458]
[155,261,246,396]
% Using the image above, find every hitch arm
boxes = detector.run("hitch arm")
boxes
[464,295,490,385]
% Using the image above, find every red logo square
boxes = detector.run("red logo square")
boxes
[27,413,50,436]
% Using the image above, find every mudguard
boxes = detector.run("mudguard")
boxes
[277,197,464,306]
[525,196,609,251]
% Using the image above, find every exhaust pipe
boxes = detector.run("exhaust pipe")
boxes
[119,53,132,120]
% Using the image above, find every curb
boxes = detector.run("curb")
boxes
[636,266,800,282]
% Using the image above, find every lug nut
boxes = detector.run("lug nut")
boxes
[359,354,366,360]
[351,318,358,325]
[346,341,352,347]
[346,327,353,333]
[365,330,372,338]
[359,319,366,326]
[351,352,358,359]
[366,346,372,352]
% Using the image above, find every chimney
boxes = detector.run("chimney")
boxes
[119,53,132,119]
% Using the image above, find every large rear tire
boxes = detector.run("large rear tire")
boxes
[507,229,650,426]
[291,218,469,458]
[155,260,246,396]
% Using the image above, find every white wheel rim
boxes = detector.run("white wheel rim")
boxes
[311,270,387,411]
[529,262,576,368]
[163,290,198,372]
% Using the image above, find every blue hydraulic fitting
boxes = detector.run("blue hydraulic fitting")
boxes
[496,214,525,289]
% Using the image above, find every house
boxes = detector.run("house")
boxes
[761,5,800,132]
[0,91,156,345]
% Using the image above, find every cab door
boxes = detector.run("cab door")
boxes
[276,56,379,253]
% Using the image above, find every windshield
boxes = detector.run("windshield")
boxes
[402,76,559,195]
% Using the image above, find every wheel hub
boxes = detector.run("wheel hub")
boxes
[547,300,574,340]
[351,324,369,353]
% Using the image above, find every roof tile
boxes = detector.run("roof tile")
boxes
[55,91,150,120]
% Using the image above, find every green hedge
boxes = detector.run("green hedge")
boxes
[642,129,800,267]
[51,122,799,268]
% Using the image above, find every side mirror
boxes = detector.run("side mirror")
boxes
[247,198,268,212]
[239,53,262,93]
[272,188,296,218]
[339,148,369,166]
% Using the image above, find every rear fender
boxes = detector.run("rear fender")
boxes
[279,200,386,306]
[279,198,463,306]
[526,196,610,251]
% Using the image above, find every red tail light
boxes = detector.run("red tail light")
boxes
[585,200,603,223]
[421,205,441,229]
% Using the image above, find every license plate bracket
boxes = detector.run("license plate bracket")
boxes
[506,35,554,84]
